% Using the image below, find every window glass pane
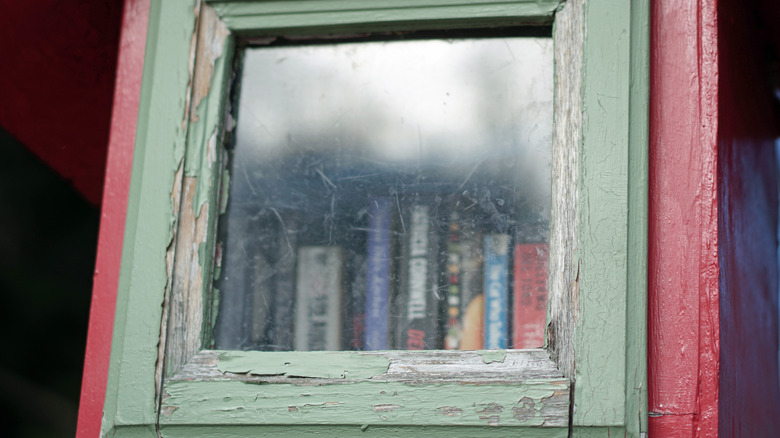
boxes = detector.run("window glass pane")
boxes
[214,36,553,352]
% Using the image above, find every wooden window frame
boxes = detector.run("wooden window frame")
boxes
[100,0,648,436]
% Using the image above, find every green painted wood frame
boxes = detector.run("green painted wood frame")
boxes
[101,0,648,436]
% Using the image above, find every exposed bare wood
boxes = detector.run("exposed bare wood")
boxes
[189,5,229,123]
[156,160,185,401]
[166,177,210,376]
[548,0,583,379]
[170,349,566,384]
[164,2,228,378]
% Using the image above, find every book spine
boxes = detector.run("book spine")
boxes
[444,211,462,349]
[459,224,484,350]
[294,246,345,351]
[364,197,393,350]
[484,234,510,349]
[512,243,549,349]
[248,253,274,348]
[269,215,299,351]
[348,254,367,350]
[397,204,441,350]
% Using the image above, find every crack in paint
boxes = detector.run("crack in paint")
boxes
[373,404,401,412]
[435,406,464,417]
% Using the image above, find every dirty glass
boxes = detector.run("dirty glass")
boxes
[213,36,553,352]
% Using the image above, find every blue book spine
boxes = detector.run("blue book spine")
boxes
[484,234,510,349]
[364,197,392,350]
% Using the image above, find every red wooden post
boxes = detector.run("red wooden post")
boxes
[76,0,150,436]
[649,0,720,436]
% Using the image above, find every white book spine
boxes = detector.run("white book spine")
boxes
[295,246,344,351]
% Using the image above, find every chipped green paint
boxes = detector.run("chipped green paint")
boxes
[574,0,648,434]
[159,425,569,438]
[217,350,391,379]
[625,0,649,435]
[209,288,220,338]
[210,0,559,32]
[160,379,568,427]
[183,28,233,216]
[217,168,229,215]
[477,349,507,364]
[102,1,199,435]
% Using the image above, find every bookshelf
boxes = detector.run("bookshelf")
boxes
[212,36,553,353]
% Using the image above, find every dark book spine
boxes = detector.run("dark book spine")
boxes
[397,204,441,350]
[484,234,510,349]
[512,243,549,349]
[364,197,393,350]
[269,214,299,351]
[348,254,367,350]
[294,246,345,351]
[248,253,273,348]
[444,210,463,349]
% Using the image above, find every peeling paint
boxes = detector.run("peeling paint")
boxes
[188,6,229,124]
[160,379,569,427]
[182,3,233,218]
[477,350,506,364]
[160,405,179,418]
[166,175,211,376]
[217,351,391,379]
[218,168,230,215]
[513,396,536,420]
[476,402,503,415]
[435,406,464,417]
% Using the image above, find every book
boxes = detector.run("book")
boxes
[348,254,367,350]
[460,294,485,350]
[458,220,484,350]
[294,246,345,351]
[484,234,510,349]
[396,203,442,350]
[444,210,462,349]
[248,252,274,348]
[512,243,549,349]
[269,213,300,351]
[364,197,393,350]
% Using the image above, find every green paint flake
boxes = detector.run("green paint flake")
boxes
[477,350,507,364]
[210,287,220,331]
[216,351,391,379]
[218,168,230,215]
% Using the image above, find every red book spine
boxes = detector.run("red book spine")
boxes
[512,243,549,349]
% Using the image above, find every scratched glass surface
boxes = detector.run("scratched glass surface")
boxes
[213,37,553,352]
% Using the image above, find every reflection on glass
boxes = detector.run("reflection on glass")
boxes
[214,36,553,352]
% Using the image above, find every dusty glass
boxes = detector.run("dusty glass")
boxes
[213,36,553,352]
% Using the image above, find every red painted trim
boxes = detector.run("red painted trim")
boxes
[648,0,719,437]
[76,0,150,436]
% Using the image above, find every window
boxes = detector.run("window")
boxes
[101,1,648,436]
[214,34,553,353]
